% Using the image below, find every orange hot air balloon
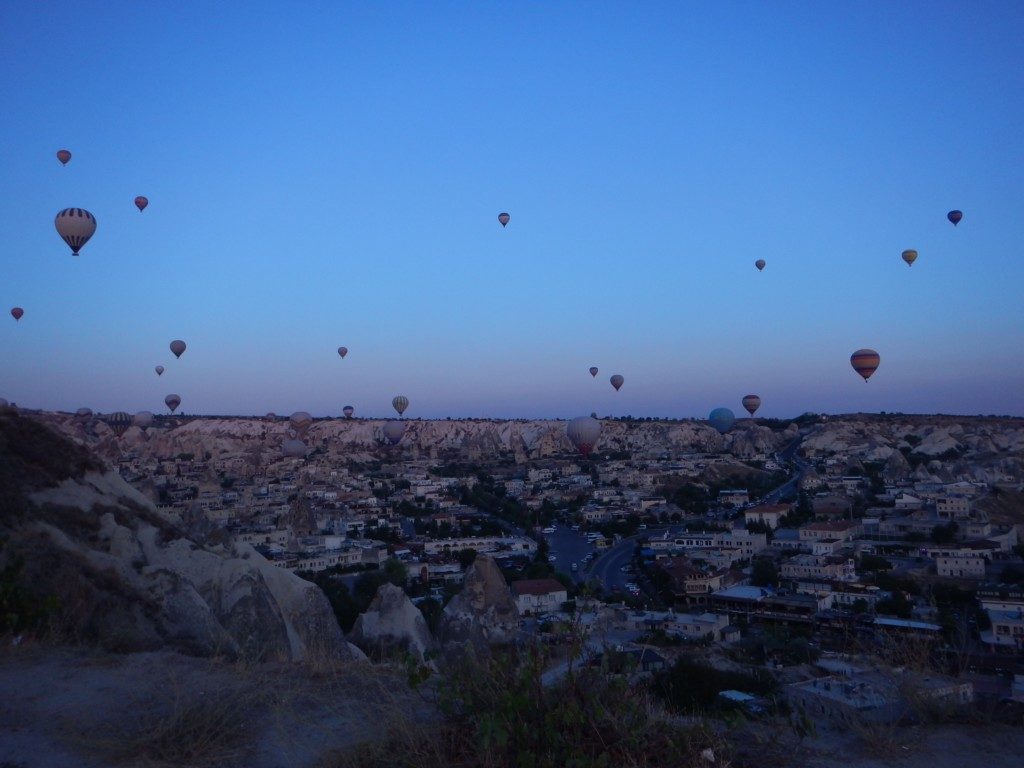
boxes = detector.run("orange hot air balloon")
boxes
[498,212,510,227]
[10,307,23,321]
[901,249,918,267]
[134,196,149,212]
[755,259,766,271]
[850,349,880,382]
[610,374,624,391]
[589,366,599,377]
[56,149,71,165]
[947,210,963,226]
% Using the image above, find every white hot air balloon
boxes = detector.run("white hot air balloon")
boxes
[383,421,406,445]
[55,208,97,255]
[133,411,154,430]
[566,416,601,456]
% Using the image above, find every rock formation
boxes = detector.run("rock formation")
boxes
[437,555,519,656]
[349,582,433,661]
[0,411,353,662]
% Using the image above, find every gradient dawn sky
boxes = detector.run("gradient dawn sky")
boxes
[2,1,1023,420]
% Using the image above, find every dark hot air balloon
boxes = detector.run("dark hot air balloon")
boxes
[901,249,918,267]
[709,408,735,434]
[107,412,132,437]
[947,210,963,226]
[75,407,93,420]
[383,421,406,445]
[755,259,766,271]
[566,416,602,456]
[392,396,409,416]
[741,395,761,416]
[337,346,348,358]
[281,439,307,458]
[155,365,164,376]
[498,212,510,227]
[850,349,880,381]
[10,308,23,321]
[165,394,181,413]
[56,149,71,165]
[343,405,354,418]
[134,196,148,212]
[589,366,599,377]
[610,374,624,391]
[169,340,186,358]
[55,208,97,255]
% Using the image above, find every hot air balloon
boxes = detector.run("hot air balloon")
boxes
[610,375,624,391]
[134,196,149,212]
[709,407,735,434]
[289,411,313,436]
[589,367,599,377]
[498,212,510,227]
[165,394,181,413]
[155,365,164,376]
[10,308,23,321]
[337,346,348,358]
[281,439,307,458]
[56,149,71,165]
[566,416,602,457]
[383,421,406,445]
[741,395,761,417]
[755,259,766,271]
[947,210,963,226]
[75,407,93,420]
[107,412,132,437]
[392,396,409,416]
[343,405,354,419]
[133,411,154,430]
[55,208,97,255]
[901,249,918,267]
[169,340,186,358]
[265,412,277,421]
[850,349,880,382]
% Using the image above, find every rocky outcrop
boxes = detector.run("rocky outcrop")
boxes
[437,555,519,655]
[0,412,353,662]
[349,583,433,661]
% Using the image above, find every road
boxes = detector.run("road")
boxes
[543,526,596,581]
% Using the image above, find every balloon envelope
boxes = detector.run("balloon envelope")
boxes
[281,439,307,458]
[107,412,132,437]
[55,208,97,255]
[155,365,164,376]
[755,259,766,271]
[337,346,348,358]
[75,407,92,420]
[134,196,148,212]
[850,349,880,381]
[901,249,918,266]
[392,396,409,416]
[589,367,599,377]
[10,307,23,321]
[610,374,624,391]
[56,149,71,165]
[289,411,313,435]
[498,212,510,227]
[383,421,406,445]
[343,405,354,418]
[709,407,736,434]
[165,394,181,413]
[741,395,761,416]
[169,340,186,358]
[947,210,963,226]
[133,411,154,430]
[566,416,602,456]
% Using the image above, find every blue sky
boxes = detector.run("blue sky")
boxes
[2,1,1023,418]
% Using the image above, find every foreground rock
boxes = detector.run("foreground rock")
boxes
[0,412,353,662]
[437,555,519,655]
[349,582,434,661]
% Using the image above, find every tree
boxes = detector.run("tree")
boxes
[750,558,779,588]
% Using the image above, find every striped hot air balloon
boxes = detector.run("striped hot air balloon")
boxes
[392,396,409,416]
[55,208,97,255]
[741,395,761,416]
[106,412,132,437]
[850,349,880,382]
